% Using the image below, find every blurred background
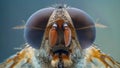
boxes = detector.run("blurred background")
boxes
[0,0,120,63]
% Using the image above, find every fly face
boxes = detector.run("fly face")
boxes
[24,5,95,68]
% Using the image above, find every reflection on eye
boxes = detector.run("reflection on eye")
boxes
[63,23,68,27]
[53,23,57,27]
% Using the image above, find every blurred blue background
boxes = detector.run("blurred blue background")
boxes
[0,0,120,63]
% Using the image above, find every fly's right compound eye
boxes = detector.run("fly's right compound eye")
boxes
[67,8,96,49]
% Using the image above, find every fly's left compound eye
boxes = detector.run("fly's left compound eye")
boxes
[24,8,54,49]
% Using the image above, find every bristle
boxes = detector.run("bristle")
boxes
[51,54,59,67]
[63,59,73,67]
[62,54,73,67]
[51,4,68,9]
[51,53,73,67]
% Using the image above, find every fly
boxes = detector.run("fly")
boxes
[0,5,120,68]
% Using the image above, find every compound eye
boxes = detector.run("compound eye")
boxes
[24,8,54,49]
[67,8,96,49]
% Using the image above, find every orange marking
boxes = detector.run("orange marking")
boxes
[6,47,34,68]
[64,26,71,47]
[62,54,69,60]
[52,54,59,61]
[49,27,58,47]
[85,46,120,68]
